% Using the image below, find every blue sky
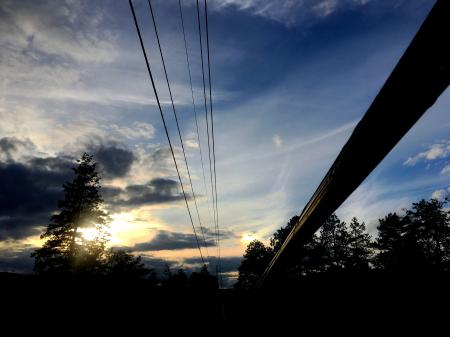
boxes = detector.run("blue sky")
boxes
[1,0,449,283]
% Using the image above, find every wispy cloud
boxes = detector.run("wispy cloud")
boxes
[206,0,372,26]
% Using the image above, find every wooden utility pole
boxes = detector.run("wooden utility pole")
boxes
[258,0,450,288]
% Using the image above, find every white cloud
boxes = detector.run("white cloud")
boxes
[273,134,283,148]
[441,164,450,175]
[0,0,117,64]
[403,140,450,166]
[205,0,372,26]
[430,189,447,200]
[185,138,199,149]
[110,122,155,141]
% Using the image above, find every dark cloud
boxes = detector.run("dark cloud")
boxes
[132,230,215,252]
[183,256,242,274]
[0,247,35,273]
[104,178,185,210]
[183,256,242,287]
[202,227,238,241]
[0,137,35,161]
[90,142,135,179]
[0,136,183,240]
[140,256,177,271]
[0,156,73,240]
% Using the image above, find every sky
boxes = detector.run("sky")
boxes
[1,0,449,285]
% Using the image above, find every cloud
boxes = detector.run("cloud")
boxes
[89,142,136,179]
[132,230,215,252]
[110,122,155,141]
[0,246,35,273]
[273,135,283,148]
[182,256,242,287]
[0,137,138,239]
[403,140,450,166]
[0,0,117,64]
[441,164,450,175]
[206,0,372,26]
[0,137,36,161]
[183,256,242,273]
[0,154,73,240]
[202,227,238,241]
[430,188,450,201]
[104,178,185,209]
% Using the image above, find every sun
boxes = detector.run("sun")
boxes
[79,227,99,241]
[77,212,159,247]
[241,233,256,244]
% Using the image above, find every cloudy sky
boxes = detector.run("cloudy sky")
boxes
[1,0,449,284]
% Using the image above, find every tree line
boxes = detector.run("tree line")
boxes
[236,195,450,289]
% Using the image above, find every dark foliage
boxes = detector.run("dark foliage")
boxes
[32,153,109,274]
[235,240,273,290]
[237,195,450,289]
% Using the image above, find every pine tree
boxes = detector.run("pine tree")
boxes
[104,249,150,278]
[235,240,273,290]
[346,217,372,271]
[373,212,422,271]
[406,198,450,271]
[32,153,109,274]
[319,214,350,271]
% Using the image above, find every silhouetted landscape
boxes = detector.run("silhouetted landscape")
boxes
[2,0,450,332]
[2,152,450,330]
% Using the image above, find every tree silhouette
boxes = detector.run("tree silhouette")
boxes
[318,214,350,271]
[406,198,450,271]
[189,265,218,290]
[345,217,372,271]
[235,240,273,290]
[374,197,450,272]
[104,249,150,278]
[162,266,189,289]
[32,153,109,274]
[270,215,299,252]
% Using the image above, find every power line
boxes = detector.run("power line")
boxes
[147,0,211,264]
[128,0,205,265]
[178,0,215,250]
[147,0,212,263]
[195,0,219,272]
[203,0,222,285]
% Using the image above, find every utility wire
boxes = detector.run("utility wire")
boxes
[203,0,222,285]
[195,0,219,278]
[147,0,210,263]
[128,0,205,264]
[178,0,215,249]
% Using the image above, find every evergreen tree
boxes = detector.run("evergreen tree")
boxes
[270,215,299,252]
[189,265,219,290]
[32,153,109,274]
[162,267,189,289]
[105,249,150,278]
[235,240,273,290]
[374,197,450,272]
[346,217,372,271]
[374,212,424,271]
[319,214,350,271]
[406,198,450,271]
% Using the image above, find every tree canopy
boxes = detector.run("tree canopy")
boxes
[236,195,450,289]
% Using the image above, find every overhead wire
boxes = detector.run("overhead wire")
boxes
[203,0,222,285]
[128,0,205,265]
[178,0,215,252]
[147,0,211,264]
[195,0,220,275]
